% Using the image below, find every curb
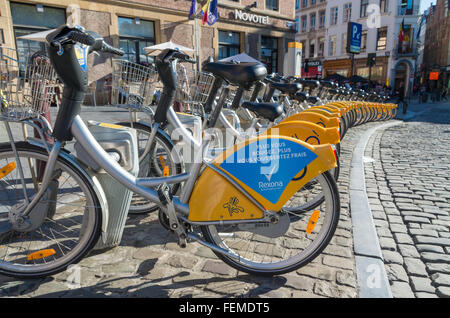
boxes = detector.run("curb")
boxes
[349,121,402,298]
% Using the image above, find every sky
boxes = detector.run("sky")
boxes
[420,0,436,13]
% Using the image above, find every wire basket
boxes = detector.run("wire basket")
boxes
[176,63,214,112]
[0,48,59,122]
[111,59,159,109]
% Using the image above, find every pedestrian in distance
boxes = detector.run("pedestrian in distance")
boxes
[398,82,408,115]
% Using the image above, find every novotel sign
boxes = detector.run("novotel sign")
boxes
[234,9,270,25]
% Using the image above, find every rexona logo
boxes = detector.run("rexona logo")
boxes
[234,9,270,25]
[258,180,283,191]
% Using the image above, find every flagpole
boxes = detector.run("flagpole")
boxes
[195,13,200,73]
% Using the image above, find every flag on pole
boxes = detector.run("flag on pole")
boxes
[188,0,197,19]
[201,0,211,25]
[207,0,219,26]
[398,18,405,42]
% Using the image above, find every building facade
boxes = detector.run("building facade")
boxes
[0,0,296,104]
[295,0,327,78]
[296,0,421,95]
[422,0,450,92]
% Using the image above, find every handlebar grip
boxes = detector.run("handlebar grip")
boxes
[67,31,95,46]
[102,42,125,56]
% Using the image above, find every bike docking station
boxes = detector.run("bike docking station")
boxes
[74,121,139,250]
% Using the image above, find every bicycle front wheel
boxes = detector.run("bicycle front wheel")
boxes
[200,171,340,276]
[0,142,102,278]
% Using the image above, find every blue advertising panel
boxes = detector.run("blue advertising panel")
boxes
[347,22,362,54]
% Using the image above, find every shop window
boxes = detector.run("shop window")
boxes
[10,2,66,68]
[218,30,240,60]
[261,36,278,74]
[118,16,155,65]
[266,0,278,11]
[376,27,387,51]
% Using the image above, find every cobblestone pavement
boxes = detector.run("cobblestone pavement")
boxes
[0,107,385,298]
[364,101,450,298]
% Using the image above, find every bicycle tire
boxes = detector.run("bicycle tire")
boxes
[115,122,183,214]
[0,142,102,278]
[200,171,340,276]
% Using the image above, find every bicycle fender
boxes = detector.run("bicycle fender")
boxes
[188,135,337,220]
[281,112,340,129]
[265,120,340,145]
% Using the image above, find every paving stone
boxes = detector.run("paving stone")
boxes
[322,255,354,270]
[436,286,450,298]
[404,216,431,224]
[416,244,445,254]
[201,260,234,276]
[410,276,436,293]
[390,281,415,298]
[385,264,409,282]
[398,245,420,258]
[431,273,450,287]
[404,258,428,277]
[390,223,408,233]
[313,281,357,298]
[382,250,404,265]
[409,229,439,237]
[379,237,397,251]
[414,236,450,247]
[393,233,414,245]
[415,292,439,298]
[283,275,315,291]
[426,263,450,274]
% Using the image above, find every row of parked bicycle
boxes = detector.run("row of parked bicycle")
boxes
[0,25,397,279]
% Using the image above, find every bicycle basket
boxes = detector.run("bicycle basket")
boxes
[111,59,159,109]
[176,64,214,109]
[0,48,59,121]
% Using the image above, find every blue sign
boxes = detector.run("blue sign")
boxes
[348,22,362,54]
[219,139,318,204]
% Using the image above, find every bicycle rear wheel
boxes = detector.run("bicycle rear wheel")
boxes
[200,171,340,276]
[0,142,102,278]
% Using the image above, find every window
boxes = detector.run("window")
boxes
[361,30,367,52]
[118,17,155,64]
[380,0,389,13]
[329,35,336,56]
[266,0,278,11]
[319,10,326,28]
[295,16,299,32]
[309,39,315,57]
[296,0,300,10]
[311,0,316,5]
[318,37,325,57]
[342,33,347,54]
[360,0,369,17]
[310,13,316,30]
[302,0,308,8]
[300,40,307,57]
[0,29,4,44]
[399,0,414,15]
[376,27,387,51]
[330,7,338,25]
[261,36,278,74]
[344,3,352,22]
[218,31,240,60]
[301,15,307,32]
[10,2,66,68]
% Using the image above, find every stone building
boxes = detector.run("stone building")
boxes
[0,0,296,104]
[422,0,450,92]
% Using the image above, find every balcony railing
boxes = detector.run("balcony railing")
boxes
[395,44,417,58]
[397,5,420,16]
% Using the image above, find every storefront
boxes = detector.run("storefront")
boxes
[301,60,323,79]
[0,0,295,104]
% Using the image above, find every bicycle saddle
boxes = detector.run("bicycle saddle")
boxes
[241,101,283,122]
[306,96,320,105]
[271,82,302,95]
[296,79,320,89]
[203,62,267,89]
[294,92,309,102]
[319,81,334,88]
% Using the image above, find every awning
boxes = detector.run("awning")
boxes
[144,41,194,56]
